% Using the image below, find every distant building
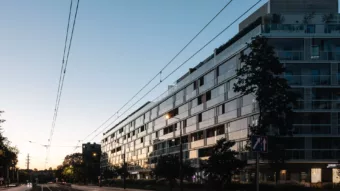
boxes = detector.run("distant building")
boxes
[82,143,101,183]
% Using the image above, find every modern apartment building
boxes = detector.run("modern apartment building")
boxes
[101,0,340,184]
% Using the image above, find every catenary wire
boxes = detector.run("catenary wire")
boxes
[78,0,234,144]
[45,0,80,165]
[86,0,263,142]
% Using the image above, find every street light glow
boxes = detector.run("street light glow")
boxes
[165,114,171,119]
[93,152,97,157]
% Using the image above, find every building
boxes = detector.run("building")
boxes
[101,0,340,184]
[82,143,101,183]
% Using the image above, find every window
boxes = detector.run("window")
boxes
[141,126,145,132]
[111,133,115,138]
[132,130,135,136]
[199,77,204,86]
[193,81,197,90]
[123,135,126,140]
[218,104,225,115]
[119,128,123,133]
[155,131,159,138]
[198,113,203,122]
[141,137,144,143]
[163,128,168,135]
[206,91,211,101]
[311,45,319,59]
[207,128,215,138]
[183,120,187,128]
[216,125,225,135]
[198,95,203,105]
[127,133,130,138]
[191,131,204,141]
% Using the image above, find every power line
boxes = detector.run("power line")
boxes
[45,0,80,166]
[87,0,263,142]
[78,0,234,145]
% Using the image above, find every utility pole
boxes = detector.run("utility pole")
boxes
[26,154,30,171]
[26,154,31,183]
[123,146,126,190]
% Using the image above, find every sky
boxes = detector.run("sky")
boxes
[0,0,269,170]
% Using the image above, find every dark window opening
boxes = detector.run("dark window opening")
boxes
[141,137,144,143]
[141,126,145,132]
[193,82,197,90]
[127,133,130,138]
[198,113,203,122]
[183,120,187,128]
[132,130,135,136]
[216,125,225,135]
[199,77,204,86]
[206,91,211,101]
[198,96,203,105]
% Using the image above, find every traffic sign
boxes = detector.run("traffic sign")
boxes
[251,136,268,152]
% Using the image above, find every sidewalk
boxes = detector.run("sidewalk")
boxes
[72,185,153,191]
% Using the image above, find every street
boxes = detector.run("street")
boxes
[71,185,152,191]
[2,185,30,191]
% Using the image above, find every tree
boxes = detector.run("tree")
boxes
[58,153,85,183]
[233,36,297,183]
[0,111,19,182]
[154,154,195,191]
[203,138,245,191]
[234,36,296,136]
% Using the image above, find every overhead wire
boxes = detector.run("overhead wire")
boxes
[45,0,80,166]
[86,0,263,142]
[77,0,235,146]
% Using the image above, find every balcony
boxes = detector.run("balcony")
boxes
[295,100,340,110]
[276,51,304,60]
[191,139,204,149]
[207,134,225,145]
[285,75,331,86]
[292,124,331,135]
[198,118,215,129]
[263,24,340,35]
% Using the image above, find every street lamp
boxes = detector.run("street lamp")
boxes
[92,152,97,157]
[165,114,183,191]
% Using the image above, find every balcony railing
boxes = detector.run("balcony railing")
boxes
[149,143,189,157]
[276,51,304,60]
[292,124,331,134]
[262,24,340,34]
[294,100,340,110]
[285,75,331,86]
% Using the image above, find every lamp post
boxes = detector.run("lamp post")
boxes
[165,114,183,191]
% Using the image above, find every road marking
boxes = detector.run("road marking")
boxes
[45,185,52,191]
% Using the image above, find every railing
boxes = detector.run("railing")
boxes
[149,143,189,157]
[262,24,340,34]
[294,100,332,110]
[292,124,331,134]
[285,75,331,86]
[294,100,340,110]
[276,51,304,60]
[312,51,340,60]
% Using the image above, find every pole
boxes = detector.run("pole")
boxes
[179,121,183,191]
[256,152,259,191]
[123,147,126,190]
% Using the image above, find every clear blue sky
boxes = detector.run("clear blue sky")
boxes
[0,0,268,170]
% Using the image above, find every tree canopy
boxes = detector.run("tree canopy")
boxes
[233,36,296,136]
[203,138,245,190]
[0,111,19,175]
[154,154,195,190]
